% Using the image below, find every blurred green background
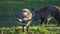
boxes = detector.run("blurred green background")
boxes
[0,0,60,27]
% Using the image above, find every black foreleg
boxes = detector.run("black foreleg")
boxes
[40,18,45,25]
[22,25,25,32]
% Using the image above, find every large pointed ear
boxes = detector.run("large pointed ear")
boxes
[31,8,36,13]
[31,8,36,18]
[31,8,35,11]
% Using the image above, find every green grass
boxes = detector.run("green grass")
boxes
[0,25,60,34]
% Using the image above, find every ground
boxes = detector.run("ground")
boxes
[0,24,60,34]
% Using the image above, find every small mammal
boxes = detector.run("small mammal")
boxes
[17,9,32,32]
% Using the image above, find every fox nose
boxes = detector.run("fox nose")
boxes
[34,18,38,21]
[33,16,38,21]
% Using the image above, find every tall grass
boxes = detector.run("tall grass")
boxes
[0,25,60,34]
